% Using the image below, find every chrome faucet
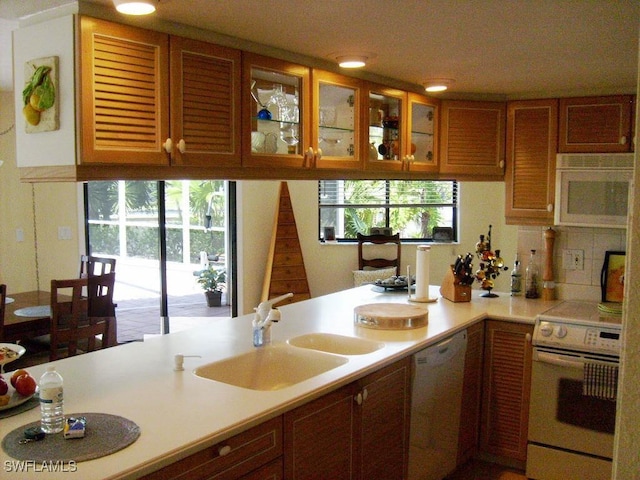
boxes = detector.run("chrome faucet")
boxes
[252,293,293,347]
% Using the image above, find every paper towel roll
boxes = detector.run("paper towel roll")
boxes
[414,245,430,300]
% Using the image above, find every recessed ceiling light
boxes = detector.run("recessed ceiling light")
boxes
[113,0,157,15]
[336,55,368,69]
[423,79,455,92]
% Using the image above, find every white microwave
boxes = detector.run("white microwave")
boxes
[554,154,634,228]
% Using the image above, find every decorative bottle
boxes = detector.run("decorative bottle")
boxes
[525,249,540,299]
[39,366,64,433]
[510,253,522,296]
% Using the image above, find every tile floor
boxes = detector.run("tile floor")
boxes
[115,292,231,344]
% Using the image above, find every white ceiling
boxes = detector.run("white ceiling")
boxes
[1,0,639,98]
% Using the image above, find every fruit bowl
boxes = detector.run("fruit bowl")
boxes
[0,344,25,373]
[0,373,35,411]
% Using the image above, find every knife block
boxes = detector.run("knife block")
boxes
[439,266,472,303]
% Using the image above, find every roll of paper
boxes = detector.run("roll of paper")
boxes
[414,245,431,300]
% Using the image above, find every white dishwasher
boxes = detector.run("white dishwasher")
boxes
[408,329,468,480]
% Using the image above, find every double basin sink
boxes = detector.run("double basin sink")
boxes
[194,333,384,391]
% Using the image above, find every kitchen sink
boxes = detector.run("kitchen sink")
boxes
[287,333,384,355]
[193,345,348,391]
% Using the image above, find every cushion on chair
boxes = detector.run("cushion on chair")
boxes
[352,267,398,287]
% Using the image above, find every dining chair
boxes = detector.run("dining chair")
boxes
[357,232,402,276]
[79,255,116,278]
[49,277,111,361]
[0,284,6,341]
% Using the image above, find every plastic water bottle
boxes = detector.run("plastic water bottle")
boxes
[39,366,64,433]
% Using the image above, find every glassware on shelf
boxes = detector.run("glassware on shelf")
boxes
[250,80,272,120]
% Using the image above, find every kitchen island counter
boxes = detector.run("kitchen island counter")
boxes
[0,285,559,479]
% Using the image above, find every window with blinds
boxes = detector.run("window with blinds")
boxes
[318,180,458,241]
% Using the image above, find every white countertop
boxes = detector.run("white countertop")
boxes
[0,286,560,479]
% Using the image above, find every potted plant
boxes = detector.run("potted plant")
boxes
[197,267,226,307]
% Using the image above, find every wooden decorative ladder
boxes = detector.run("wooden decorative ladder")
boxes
[261,182,311,305]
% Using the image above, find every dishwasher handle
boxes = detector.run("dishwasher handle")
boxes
[415,329,467,367]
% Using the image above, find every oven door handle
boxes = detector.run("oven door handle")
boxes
[535,351,585,370]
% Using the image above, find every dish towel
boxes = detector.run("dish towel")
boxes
[583,362,618,401]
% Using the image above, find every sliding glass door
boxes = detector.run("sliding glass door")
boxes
[85,180,233,343]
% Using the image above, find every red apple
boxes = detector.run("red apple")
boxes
[10,369,28,388]
[14,374,37,396]
[0,376,8,396]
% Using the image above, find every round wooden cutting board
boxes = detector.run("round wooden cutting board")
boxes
[354,303,428,329]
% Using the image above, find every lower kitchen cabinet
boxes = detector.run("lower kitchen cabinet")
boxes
[284,357,411,480]
[139,417,283,480]
[457,321,485,465]
[479,320,533,465]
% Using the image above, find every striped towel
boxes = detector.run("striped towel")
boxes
[583,363,618,401]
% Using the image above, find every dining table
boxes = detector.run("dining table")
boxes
[2,290,117,348]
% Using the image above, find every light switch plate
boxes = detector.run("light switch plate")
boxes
[563,249,584,270]
[58,226,72,240]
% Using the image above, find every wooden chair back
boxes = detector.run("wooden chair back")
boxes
[88,272,116,318]
[357,232,402,276]
[80,255,116,278]
[49,277,110,361]
[0,284,6,341]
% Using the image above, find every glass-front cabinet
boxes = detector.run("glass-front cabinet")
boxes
[312,71,362,170]
[242,53,311,168]
[365,84,405,172]
[406,93,438,173]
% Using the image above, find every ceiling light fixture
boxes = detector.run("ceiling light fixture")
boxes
[423,79,455,93]
[113,0,157,15]
[336,55,368,69]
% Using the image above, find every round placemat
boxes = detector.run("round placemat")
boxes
[2,412,140,463]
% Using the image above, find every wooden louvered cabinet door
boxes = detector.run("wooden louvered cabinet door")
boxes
[439,100,506,178]
[559,95,634,153]
[79,17,170,165]
[505,99,558,225]
[479,320,533,465]
[169,37,241,167]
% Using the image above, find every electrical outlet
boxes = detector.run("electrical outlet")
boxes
[563,249,584,270]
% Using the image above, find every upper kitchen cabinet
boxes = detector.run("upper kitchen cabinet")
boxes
[405,93,439,174]
[364,83,406,172]
[312,70,363,170]
[558,95,635,153]
[80,18,242,168]
[505,99,558,225]
[79,17,170,166]
[242,53,311,169]
[439,100,506,178]
[168,38,242,167]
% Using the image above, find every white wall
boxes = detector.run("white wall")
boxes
[237,179,518,315]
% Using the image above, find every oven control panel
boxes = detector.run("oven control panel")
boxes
[533,320,621,355]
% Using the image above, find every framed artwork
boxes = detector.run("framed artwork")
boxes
[601,251,625,303]
[22,56,59,133]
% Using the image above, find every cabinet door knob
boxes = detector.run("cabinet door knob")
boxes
[315,148,322,165]
[218,445,232,457]
[499,160,505,169]
[547,203,553,213]
[304,147,314,167]
[525,333,532,344]
[355,392,363,405]
[620,136,627,145]
[163,138,173,154]
[362,388,368,402]
[177,139,186,153]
